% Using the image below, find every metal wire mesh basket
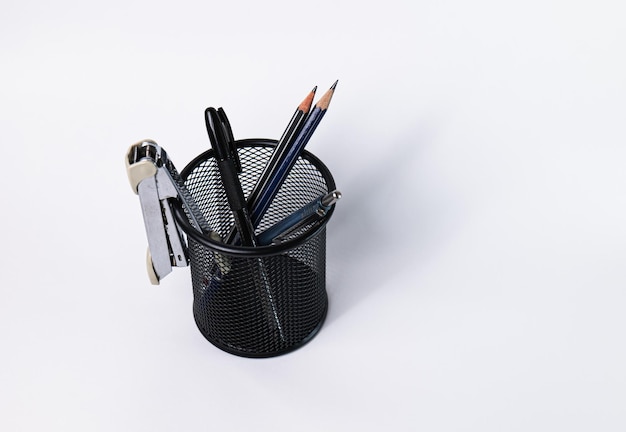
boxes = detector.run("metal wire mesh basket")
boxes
[173,139,336,357]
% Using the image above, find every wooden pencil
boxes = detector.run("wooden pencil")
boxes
[247,86,317,212]
[225,86,317,244]
[250,80,338,228]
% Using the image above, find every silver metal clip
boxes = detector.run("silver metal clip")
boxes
[126,140,211,285]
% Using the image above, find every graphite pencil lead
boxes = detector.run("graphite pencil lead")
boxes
[298,86,317,113]
[330,79,338,90]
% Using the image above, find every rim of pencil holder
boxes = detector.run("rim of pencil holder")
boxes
[172,138,336,256]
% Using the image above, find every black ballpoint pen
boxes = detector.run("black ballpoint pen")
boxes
[217,107,241,173]
[205,107,257,246]
[205,107,285,339]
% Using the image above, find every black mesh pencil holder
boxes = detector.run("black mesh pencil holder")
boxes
[173,138,336,358]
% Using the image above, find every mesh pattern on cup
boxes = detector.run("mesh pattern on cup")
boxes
[180,142,333,357]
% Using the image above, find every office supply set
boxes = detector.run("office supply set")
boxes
[126,81,341,357]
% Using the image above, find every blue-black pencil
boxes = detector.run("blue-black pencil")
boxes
[250,80,337,228]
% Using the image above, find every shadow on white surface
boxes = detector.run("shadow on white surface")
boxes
[323,124,462,324]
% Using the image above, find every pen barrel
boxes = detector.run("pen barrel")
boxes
[232,207,257,247]
[216,159,247,210]
[257,199,322,245]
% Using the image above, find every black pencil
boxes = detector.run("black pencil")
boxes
[225,86,317,244]
[250,80,337,228]
[248,86,317,212]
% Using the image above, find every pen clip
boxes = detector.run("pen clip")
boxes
[268,190,341,245]
[271,212,324,244]
[217,107,241,173]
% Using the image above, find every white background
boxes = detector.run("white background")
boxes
[1,0,625,430]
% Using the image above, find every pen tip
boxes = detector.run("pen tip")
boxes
[330,80,338,90]
[312,85,317,93]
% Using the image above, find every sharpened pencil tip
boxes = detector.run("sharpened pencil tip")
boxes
[298,86,317,112]
[313,81,337,110]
